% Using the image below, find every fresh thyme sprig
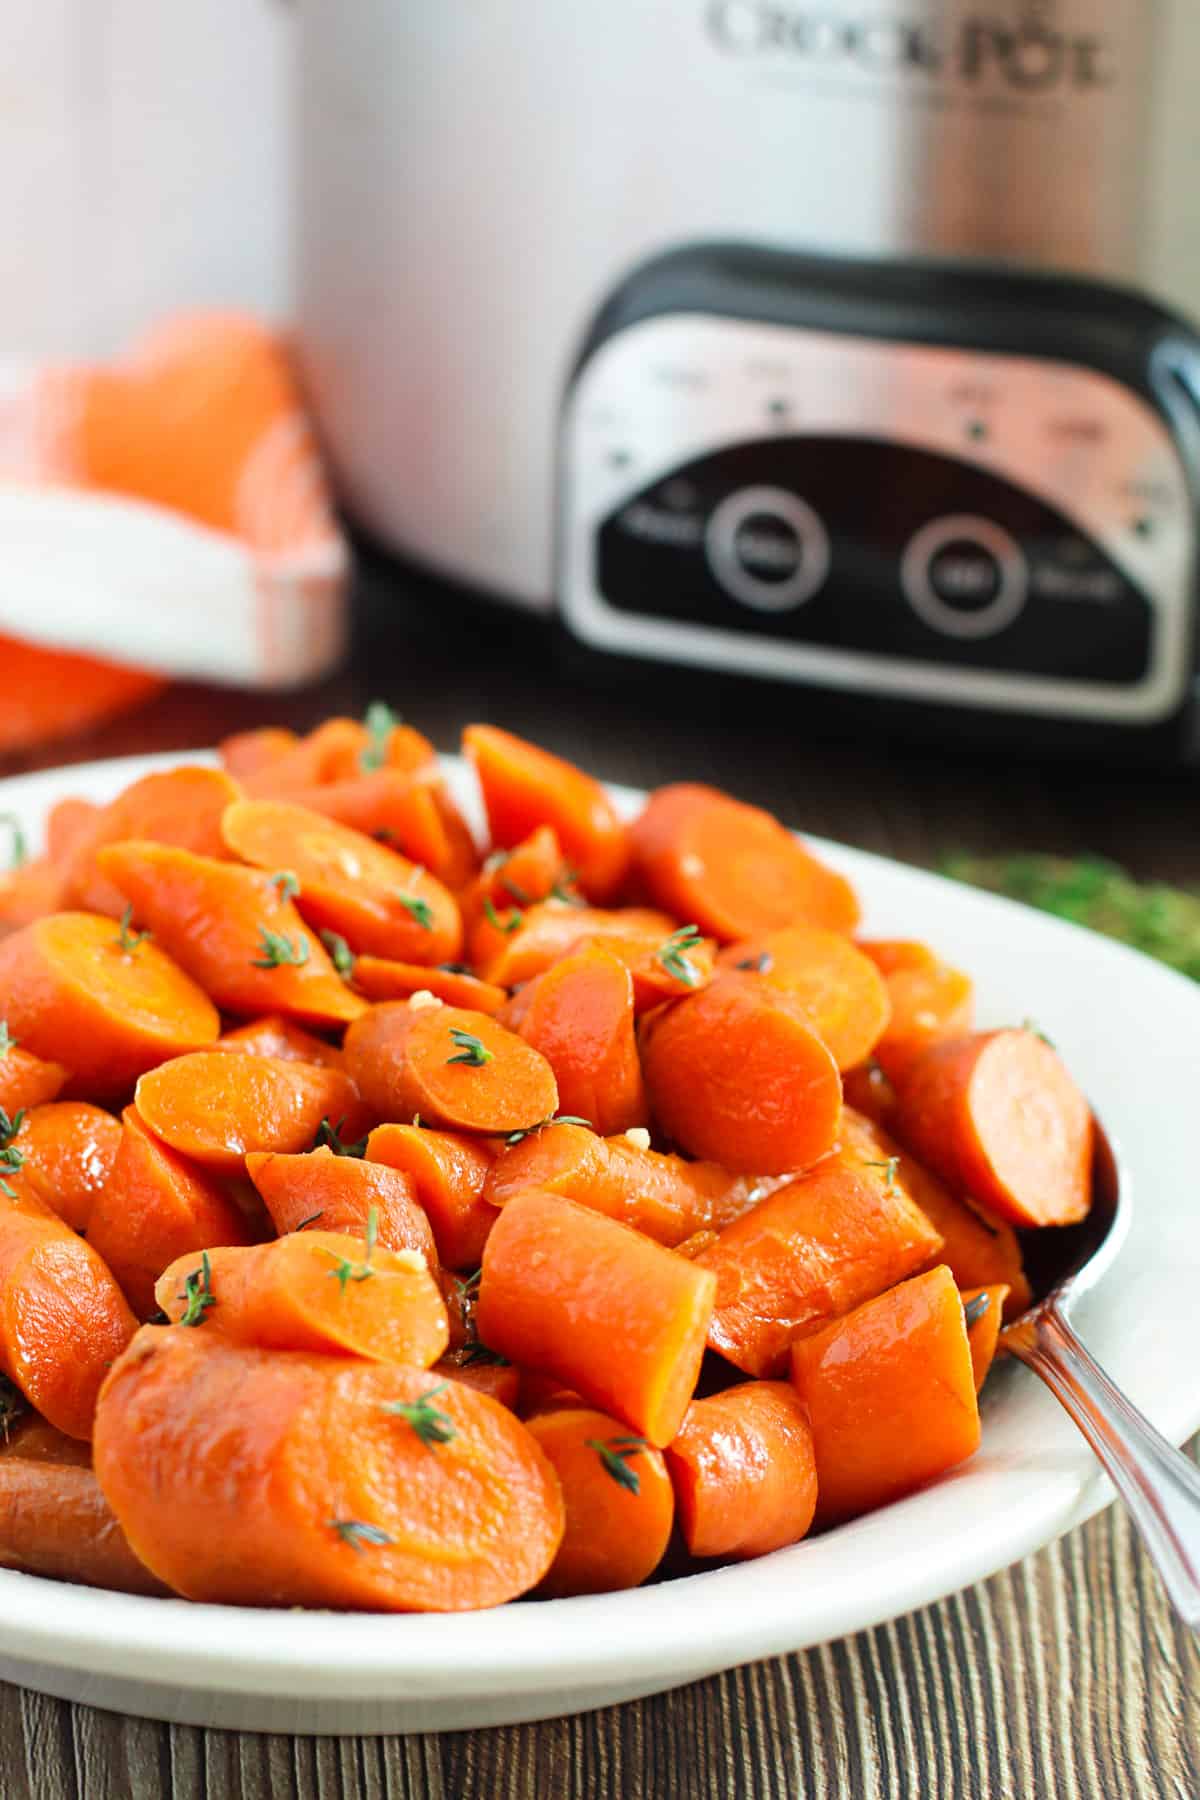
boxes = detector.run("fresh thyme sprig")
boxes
[320,928,356,980]
[587,1435,649,1495]
[0,1108,25,1198]
[396,892,434,931]
[864,1156,900,1195]
[179,1251,216,1328]
[330,1519,394,1552]
[963,1292,992,1329]
[360,701,402,773]
[381,1382,456,1448]
[483,896,522,935]
[459,1342,511,1368]
[504,1114,592,1148]
[0,1022,16,1059]
[253,927,310,969]
[321,1206,380,1293]
[314,1116,369,1158]
[0,815,26,870]
[270,870,300,903]
[115,905,151,954]
[656,925,703,987]
[446,1028,493,1068]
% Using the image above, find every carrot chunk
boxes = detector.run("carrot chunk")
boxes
[246,1146,437,1266]
[62,765,241,918]
[717,926,891,1070]
[463,724,628,902]
[0,1453,169,1595]
[510,946,648,1136]
[858,940,975,1084]
[216,1013,344,1069]
[351,957,507,1017]
[364,1124,496,1269]
[0,1046,68,1117]
[344,1002,558,1136]
[524,1406,674,1596]
[14,1102,122,1233]
[135,1052,369,1174]
[961,1284,1010,1392]
[666,1381,817,1560]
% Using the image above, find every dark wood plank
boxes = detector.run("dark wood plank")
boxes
[0,556,1196,1798]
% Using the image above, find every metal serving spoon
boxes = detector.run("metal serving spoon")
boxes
[1000,1124,1200,1628]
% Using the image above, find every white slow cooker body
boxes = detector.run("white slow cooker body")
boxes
[298,0,1200,612]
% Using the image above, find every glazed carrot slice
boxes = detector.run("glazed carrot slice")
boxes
[433,1349,521,1411]
[790,1265,981,1526]
[280,773,456,877]
[86,1106,252,1319]
[639,973,843,1174]
[961,1285,1009,1392]
[344,1001,558,1136]
[837,1105,1032,1318]
[629,783,860,941]
[484,1122,780,1247]
[0,1413,92,1466]
[14,1102,122,1233]
[94,1332,565,1610]
[459,825,573,933]
[242,717,437,795]
[155,1232,449,1369]
[0,859,65,936]
[0,1192,136,1438]
[524,1406,674,1596]
[62,765,242,917]
[0,1045,68,1116]
[219,726,299,780]
[695,1149,944,1377]
[567,929,717,1014]
[476,1190,717,1446]
[890,1028,1093,1228]
[135,1052,370,1175]
[476,902,676,988]
[246,1147,437,1266]
[221,798,463,966]
[463,723,629,902]
[44,797,100,867]
[351,957,508,1017]
[0,1454,169,1595]
[510,946,648,1137]
[217,1013,345,1069]
[364,1124,497,1269]
[0,911,220,1097]
[858,940,975,1085]
[96,841,365,1027]
[665,1381,818,1560]
[716,927,891,1070]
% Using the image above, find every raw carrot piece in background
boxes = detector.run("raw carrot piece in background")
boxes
[476,1190,716,1446]
[510,946,648,1137]
[0,1451,169,1595]
[858,940,975,1085]
[665,1381,818,1560]
[696,1150,944,1377]
[217,1014,344,1069]
[94,1332,565,1610]
[61,765,242,917]
[0,638,161,759]
[463,724,629,902]
[246,1147,437,1266]
[476,902,675,988]
[350,957,508,1017]
[961,1285,1009,1392]
[484,1122,779,1247]
[364,1124,496,1269]
[890,1028,1093,1228]
[837,1106,1032,1318]
[717,927,891,1070]
[221,798,463,966]
[218,726,299,780]
[344,1002,558,1136]
[135,1052,370,1175]
[44,797,101,867]
[639,974,842,1174]
[0,1194,136,1438]
[0,1046,68,1116]
[14,1102,122,1234]
[790,1265,981,1526]
[155,1232,449,1369]
[628,783,860,941]
[86,1105,252,1319]
[96,841,365,1027]
[524,1405,675,1597]
[0,911,220,1097]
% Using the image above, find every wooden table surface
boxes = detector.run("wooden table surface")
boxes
[2,557,1198,1799]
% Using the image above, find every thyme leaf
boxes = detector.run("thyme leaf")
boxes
[864,1156,900,1195]
[396,892,434,931]
[179,1251,216,1328]
[270,869,300,903]
[253,927,310,969]
[360,701,402,773]
[320,928,356,980]
[483,895,522,936]
[0,815,26,870]
[656,924,703,987]
[587,1435,648,1495]
[314,1116,369,1158]
[321,1205,380,1291]
[446,1028,493,1068]
[0,1022,15,1059]
[963,1291,992,1329]
[331,1519,394,1552]
[381,1382,456,1448]
[504,1114,592,1147]
[116,905,151,954]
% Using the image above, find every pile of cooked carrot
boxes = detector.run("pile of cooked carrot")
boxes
[0,710,1093,1611]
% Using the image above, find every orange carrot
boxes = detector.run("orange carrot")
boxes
[218,726,299,779]
[94,1331,565,1609]
[459,824,572,932]
[629,783,860,941]
[351,956,508,1016]
[134,1052,370,1175]
[837,1105,1032,1318]
[484,1122,780,1247]
[96,840,365,1027]
[275,771,457,877]
[217,1013,345,1069]
[86,1105,252,1319]
[0,1045,68,1116]
[858,940,975,1085]
[221,798,463,966]
[345,1001,558,1136]
[475,901,676,988]
[44,797,101,867]
[0,1413,92,1465]
[246,1146,437,1266]
[639,973,843,1174]
[14,1102,122,1234]
[665,1381,817,1560]
[476,1190,716,1446]
[524,1406,674,1596]
[566,928,717,1014]
[790,1264,981,1525]
[509,946,648,1136]
[716,926,891,1070]
[61,765,242,917]
[962,1285,1009,1392]
[155,1232,449,1369]
[364,1123,497,1269]
[890,1028,1093,1228]
[433,1349,521,1410]
[0,911,220,1097]
[0,1192,136,1438]
[695,1149,944,1377]
[463,724,629,902]
[0,859,66,936]
[0,1453,169,1595]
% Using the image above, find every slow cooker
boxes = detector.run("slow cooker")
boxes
[298,1,1200,755]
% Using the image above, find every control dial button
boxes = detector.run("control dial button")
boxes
[705,486,830,612]
[901,515,1028,640]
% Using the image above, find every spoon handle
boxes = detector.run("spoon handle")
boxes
[1005,1303,1200,1628]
